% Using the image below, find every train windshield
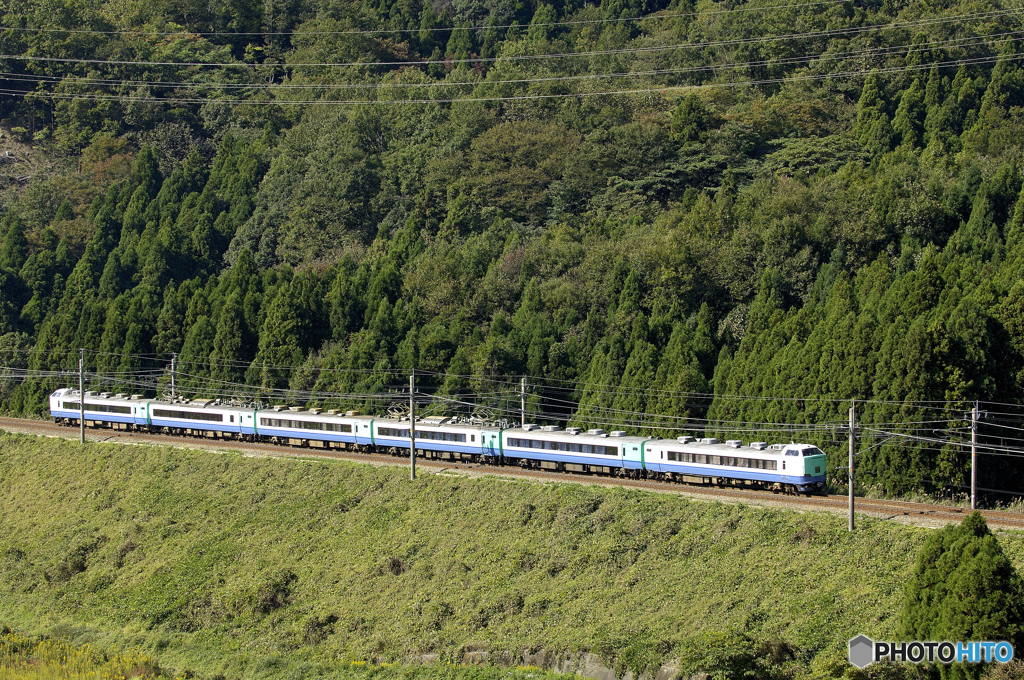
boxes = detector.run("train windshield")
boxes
[801,447,824,457]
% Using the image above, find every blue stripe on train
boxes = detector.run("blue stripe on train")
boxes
[147,417,241,433]
[655,462,824,486]
[502,447,621,468]
[51,409,136,425]
[255,427,356,444]
[373,436,487,455]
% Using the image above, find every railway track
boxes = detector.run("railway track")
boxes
[3,416,1023,531]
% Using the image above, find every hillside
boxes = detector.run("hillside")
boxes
[2,432,1023,679]
[3,0,1024,499]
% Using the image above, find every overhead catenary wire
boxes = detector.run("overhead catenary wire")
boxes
[8,356,1020,417]
[862,427,1024,459]
[1,7,1019,70]
[7,26,1022,94]
[0,0,854,38]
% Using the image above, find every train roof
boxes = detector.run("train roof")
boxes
[54,389,147,401]
[648,438,823,456]
[504,425,648,445]
[373,416,486,430]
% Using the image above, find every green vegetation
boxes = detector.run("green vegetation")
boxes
[900,513,1024,680]
[0,628,173,680]
[2,432,1024,679]
[2,0,1024,499]
[0,628,580,680]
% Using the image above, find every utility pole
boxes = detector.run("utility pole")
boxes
[521,376,526,429]
[79,349,85,444]
[971,402,978,510]
[849,398,855,532]
[170,353,177,400]
[409,372,416,481]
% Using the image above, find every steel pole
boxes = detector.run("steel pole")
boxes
[849,399,855,532]
[521,376,526,428]
[971,403,978,510]
[79,349,85,444]
[409,372,416,481]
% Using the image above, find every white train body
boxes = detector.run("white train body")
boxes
[48,388,828,491]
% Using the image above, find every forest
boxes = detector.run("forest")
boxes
[2,0,1024,498]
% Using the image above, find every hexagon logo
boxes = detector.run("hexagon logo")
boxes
[849,635,875,669]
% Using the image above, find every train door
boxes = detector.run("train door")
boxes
[623,442,642,470]
[481,430,501,459]
[782,448,799,481]
[242,412,256,436]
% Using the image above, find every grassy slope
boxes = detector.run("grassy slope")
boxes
[0,432,1021,679]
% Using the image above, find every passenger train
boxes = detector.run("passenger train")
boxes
[49,388,828,492]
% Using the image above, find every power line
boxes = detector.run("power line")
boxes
[0,0,853,38]
[7,27,1019,93]
[6,51,1021,106]
[0,8,1017,69]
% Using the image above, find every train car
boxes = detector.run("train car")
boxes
[369,417,490,459]
[251,406,359,447]
[50,389,148,429]
[145,398,245,437]
[645,436,827,491]
[500,424,646,474]
[49,386,827,492]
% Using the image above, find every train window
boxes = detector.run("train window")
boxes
[471,435,475,442]
[259,418,351,432]
[378,427,411,438]
[417,431,467,442]
[153,408,221,422]
[230,415,234,423]
[507,438,617,456]
[64,401,132,415]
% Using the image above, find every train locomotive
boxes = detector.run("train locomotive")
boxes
[49,388,828,493]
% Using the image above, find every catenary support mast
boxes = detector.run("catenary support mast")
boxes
[79,348,85,444]
[849,399,855,532]
[410,372,416,481]
[971,402,978,510]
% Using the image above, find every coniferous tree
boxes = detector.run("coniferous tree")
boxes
[901,512,1024,680]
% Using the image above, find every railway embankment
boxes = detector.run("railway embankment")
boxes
[1,431,1022,680]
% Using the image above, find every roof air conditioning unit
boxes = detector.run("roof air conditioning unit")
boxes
[541,425,561,432]
[700,438,719,445]
[750,442,768,450]
[678,435,695,444]
[566,427,582,435]
[726,440,742,448]
[587,429,605,436]
[610,431,627,437]
[523,424,539,431]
